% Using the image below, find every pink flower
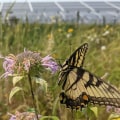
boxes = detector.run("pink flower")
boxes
[41,55,59,74]
[106,106,120,114]
[0,51,59,79]
[22,59,31,72]
[106,106,113,112]
[8,111,42,120]
[114,108,120,114]
[1,57,16,78]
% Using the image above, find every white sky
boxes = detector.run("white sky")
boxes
[1,0,120,2]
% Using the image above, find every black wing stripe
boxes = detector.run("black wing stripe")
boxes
[84,71,119,99]
[101,83,120,99]
[95,82,120,106]
[89,82,120,106]
[97,83,113,98]
[104,82,120,96]
[82,71,120,106]
[65,68,84,92]
[68,43,88,67]
[79,79,92,95]
[82,73,109,98]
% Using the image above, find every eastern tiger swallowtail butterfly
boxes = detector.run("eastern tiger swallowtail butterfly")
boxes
[58,43,120,110]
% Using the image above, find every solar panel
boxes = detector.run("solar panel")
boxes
[58,2,90,12]
[110,2,120,7]
[85,2,118,12]
[2,2,30,13]
[31,2,60,12]
[1,1,120,24]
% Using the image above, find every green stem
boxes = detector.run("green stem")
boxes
[28,73,39,120]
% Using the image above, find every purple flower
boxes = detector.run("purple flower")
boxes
[106,106,120,114]
[23,59,31,72]
[8,113,16,120]
[16,50,41,73]
[8,111,42,120]
[114,108,120,114]
[106,106,113,112]
[9,115,16,120]
[41,55,59,74]
[0,51,59,78]
[1,57,16,78]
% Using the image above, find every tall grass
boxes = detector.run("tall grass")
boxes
[0,19,120,120]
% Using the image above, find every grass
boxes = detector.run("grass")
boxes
[0,20,120,120]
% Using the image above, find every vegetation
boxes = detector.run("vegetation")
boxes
[0,19,120,120]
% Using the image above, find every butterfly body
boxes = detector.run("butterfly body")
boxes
[58,43,120,110]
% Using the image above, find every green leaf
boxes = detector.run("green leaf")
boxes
[12,76,24,86]
[27,108,35,112]
[89,106,98,118]
[108,113,120,120]
[9,86,23,103]
[52,96,59,115]
[40,116,59,120]
[33,77,48,93]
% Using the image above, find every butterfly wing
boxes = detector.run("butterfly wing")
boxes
[58,43,88,85]
[64,43,88,67]
[60,67,120,109]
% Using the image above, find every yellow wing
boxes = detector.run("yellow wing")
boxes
[58,43,88,85]
[60,67,120,109]
[63,43,88,67]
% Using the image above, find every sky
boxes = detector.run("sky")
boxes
[1,0,120,2]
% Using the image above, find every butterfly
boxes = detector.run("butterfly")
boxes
[58,43,120,110]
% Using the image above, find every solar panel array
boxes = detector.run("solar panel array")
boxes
[1,1,120,24]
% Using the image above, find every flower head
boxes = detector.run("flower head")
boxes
[114,108,120,114]
[0,50,59,79]
[16,50,41,73]
[106,106,120,114]
[9,115,16,120]
[41,55,59,74]
[68,28,74,33]
[8,111,41,120]
[106,106,113,112]
[101,45,106,51]
[0,54,16,78]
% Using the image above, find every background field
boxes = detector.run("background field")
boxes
[0,20,120,120]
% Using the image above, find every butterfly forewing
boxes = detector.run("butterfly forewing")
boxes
[58,43,88,85]
[66,43,88,67]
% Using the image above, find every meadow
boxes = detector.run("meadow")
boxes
[0,19,120,120]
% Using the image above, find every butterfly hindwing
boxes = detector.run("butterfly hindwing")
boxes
[60,67,120,109]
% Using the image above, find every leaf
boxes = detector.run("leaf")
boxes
[108,113,120,120]
[9,86,23,103]
[12,76,24,86]
[33,77,48,93]
[82,106,98,119]
[52,96,59,115]
[89,106,98,118]
[40,116,59,120]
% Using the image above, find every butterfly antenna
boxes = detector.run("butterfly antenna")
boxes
[69,39,72,55]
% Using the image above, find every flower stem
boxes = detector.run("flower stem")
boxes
[28,73,39,120]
